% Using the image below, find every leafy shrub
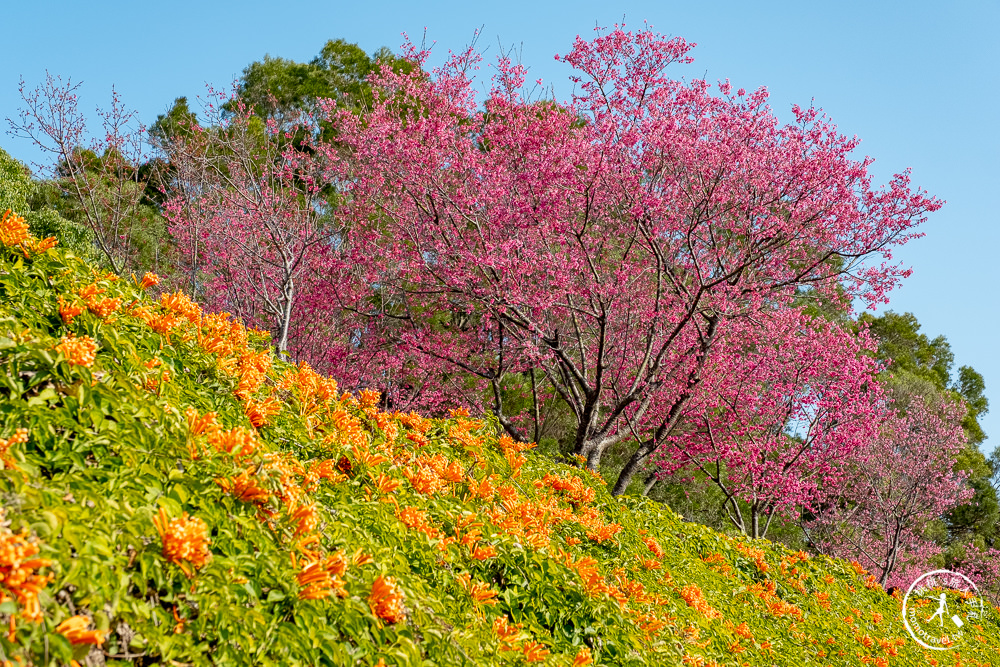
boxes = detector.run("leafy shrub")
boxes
[0,209,997,666]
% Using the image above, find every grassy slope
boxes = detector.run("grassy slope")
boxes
[0,231,998,667]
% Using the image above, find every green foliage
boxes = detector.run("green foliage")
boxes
[0,146,97,261]
[0,240,998,666]
[231,39,415,121]
[0,148,33,214]
[861,310,997,549]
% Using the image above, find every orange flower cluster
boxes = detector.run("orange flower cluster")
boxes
[73,282,122,321]
[520,641,550,663]
[559,552,614,599]
[492,616,550,662]
[86,295,121,319]
[367,472,401,500]
[402,453,466,495]
[216,469,270,505]
[54,334,97,367]
[0,428,28,470]
[206,426,258,459]
[702,553,732,576]
[681,657,722,667]
[57,297,84,324]
[396,506,442,542]
[161,291,202,325]
[398,411,432,434]
[487,494,558,550]
[536,473,596,505]
[456,572,498,606]
[326,409,369,453]
[735,542,769,573]
[297,552,348,600]
[278,362,339,419]
[153,507,212,577]
[746,579,804,620]
[245,397,281,428]
[493,615,525,647]
[307,459,348,485]
[644,536,665,559]
[496,433,534,478]
[287,500,320,537]
[733,622,754,640]
[55,615,107,645]
[0,516,52,638]
[368,575,405,624]
[358,388,380,415]
[374,411,399,443]
[137,272,160,290]
[679,584,722,620]
[0,210,57,258]
[0,210,30,247]
[471,544,497,561]
[572,647,593,666]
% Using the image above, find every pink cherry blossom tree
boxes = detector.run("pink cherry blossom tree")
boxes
[808,397,972,588]
[159,91,343,353]
[320,25,941,494]
[950,542,1000,606]
[649,309,887,539]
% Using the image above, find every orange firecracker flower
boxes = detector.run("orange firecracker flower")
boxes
[572,647,593,666]
[369,575,405,624]
[55,615,107,645]
[186,408,219,437]
[0,428,28,470]
[245,397,281,428]
[493,616,523,646]
[371,473,401,496]
[55,334,97,367]
[457,572,498,606]
[520,641,550,663]
[0,515,53,640]
[735,543,769,573]
[76,283,104,301]
[471,544,497,561]
[86,296,121,319]
[153,507,212,577]
[395,506,441,540]
[297,552,348,600]
[679,584,721,620]
[21,235,58,256]
[58,297,85,324]
[138,272,160,290]
[354,448,388,468]
[207,426,258,458]
[467,475,496,500]
[644,537,664,559]
[287,501,320,537]
[0,210,30,248]
[216,470,269,505]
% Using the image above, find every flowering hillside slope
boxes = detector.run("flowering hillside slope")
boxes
[0,210,997,666]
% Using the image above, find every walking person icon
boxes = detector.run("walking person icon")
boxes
[927,593,949,626]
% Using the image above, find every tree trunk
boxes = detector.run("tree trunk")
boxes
[642,473,659,497]
[612,438,659,495]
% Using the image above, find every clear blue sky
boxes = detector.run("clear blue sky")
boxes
[4,1,998,453]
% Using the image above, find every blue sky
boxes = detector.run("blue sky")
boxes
[3,1,998,453]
